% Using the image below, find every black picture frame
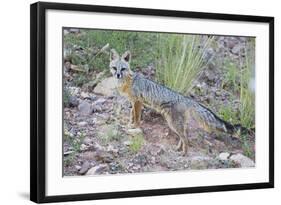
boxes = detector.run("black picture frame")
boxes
[30,1,274,203]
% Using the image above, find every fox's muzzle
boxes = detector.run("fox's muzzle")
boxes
[116,73,122,79]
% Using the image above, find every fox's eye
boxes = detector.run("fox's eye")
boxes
[112,67,117,71]
[121,68,126,71]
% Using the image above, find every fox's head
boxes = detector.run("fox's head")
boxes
[109,49,131,80]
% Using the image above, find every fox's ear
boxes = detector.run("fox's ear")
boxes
[110,49,119,61]
[122,51,131,62]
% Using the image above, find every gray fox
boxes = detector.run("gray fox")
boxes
[109,49,243,155]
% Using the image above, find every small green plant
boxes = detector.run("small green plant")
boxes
[69,132,85,152]
[129,134,145,154]
[221,40,255,130]
[63,87,71,106]
[156,34,213,94]
[218,105,239,125]
[65,132,85,153]
[73,73,88,87]
[64,132,86,166]
[99,125,121,144]
[64,154,76,167]
[222,59,240,94]
[241,133,254,158]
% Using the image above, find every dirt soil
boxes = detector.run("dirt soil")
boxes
[63,84,254,176]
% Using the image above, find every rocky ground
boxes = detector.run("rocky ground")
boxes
[63,35,255,176]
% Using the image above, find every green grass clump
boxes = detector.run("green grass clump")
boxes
[156,34,213,94]
[218,105,239,125]
[99,125,121,144]
[64,131,86,153]
[220,40,255,130]
[240,40,255,129]
[73,74,87,87]
[222,59,240,94]
[239,40,255,159]
[64,132,86,166]
[218,39,255,158]
[241,133,253,158]
[129,134,145,154]
[63,87,71,107]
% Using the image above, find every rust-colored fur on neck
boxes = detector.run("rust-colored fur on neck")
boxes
[117,73,133,98]
[117,73,142,127]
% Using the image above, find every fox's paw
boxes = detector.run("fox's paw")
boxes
[127,128,143,135]
[127,122,136,129]
[127,121,141,129]
[176,139,183,151]
[180,150,188,156]
[176,144,188,156]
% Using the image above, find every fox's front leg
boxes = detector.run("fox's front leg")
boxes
[129,105,135,126]
[129,101,142,128]
[134,101,142,127]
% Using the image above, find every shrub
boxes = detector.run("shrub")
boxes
[156,34,213,94]
[99,125,121,144]
[240,40,255,129]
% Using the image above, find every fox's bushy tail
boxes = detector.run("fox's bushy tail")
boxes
[195,102,247,135]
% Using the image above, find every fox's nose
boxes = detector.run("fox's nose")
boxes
[117,73,121,79]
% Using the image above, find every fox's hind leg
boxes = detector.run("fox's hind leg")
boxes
[176,138,183,151]
[175,132,188,155]
[164,112,189,155]
[181,129,189,155]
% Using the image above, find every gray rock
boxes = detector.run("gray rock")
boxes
[231,44,241,55]
[239,37,247,42]
[230,153,255,167]
[67,86,80,96]
[94,98,107,105]
[226,37,239,49]
[92,104,103,112]
[63,150,74,156]
[79,161,90,175]
[83,137,92,145]
[86,164,108,175]
[80,92,90,99]
[80,144,88,151]
[132,154,147,167]
[75,165,82,171]
[93,77,117,96]
[69,96,79,107]
[218,152,230,161]
[123,140,132,146]
[127,128,143,135]
[78,101,93,115]
[203,48,214,62]
[107,145,118,154]
[226,39,237,49]
[64,30,69,35]
[69,28,80,33]
[92,117,106,126]
[207,73,216,82]
[215,90,222,96]
[77,121,88,126]
[149,144,165,156]
[93,142,105,151]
